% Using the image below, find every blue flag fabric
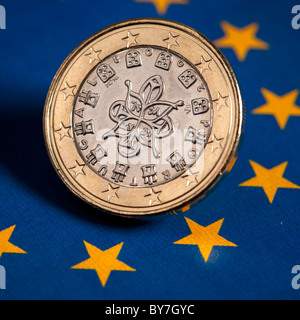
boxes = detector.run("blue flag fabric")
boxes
[0,0,300,299]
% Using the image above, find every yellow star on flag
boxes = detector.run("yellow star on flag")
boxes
[252,89,300,129]
[0,225,26,258]
[214,21,269,61]
[172,204,191,215]
[71,241,135,287]
[174,218,236,262]
[135,0,189,15]
[239,160,300,203]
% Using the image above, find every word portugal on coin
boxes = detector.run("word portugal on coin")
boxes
[43,18,244,216]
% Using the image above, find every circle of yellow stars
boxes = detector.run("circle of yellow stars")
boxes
[3,0,299,291]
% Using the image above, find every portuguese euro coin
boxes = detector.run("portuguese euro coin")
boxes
[43,18,244,216]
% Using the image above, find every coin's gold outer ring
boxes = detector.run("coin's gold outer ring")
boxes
[43,18,244,216]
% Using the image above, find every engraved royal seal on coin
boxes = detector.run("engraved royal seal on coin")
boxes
[43,18,244,216]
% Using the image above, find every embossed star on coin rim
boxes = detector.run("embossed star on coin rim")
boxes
[196,55,212,74]
[55,122,71,141]
[181,169,199,187]
[69,160,85,179]
[102,183,120,202]
[144,188,162,206]
[60,82,76,101]
[207,134,224,152]
[122,31,139,48]
[85,47,102,64]
[163,32,179,49]
[213,92,229,111]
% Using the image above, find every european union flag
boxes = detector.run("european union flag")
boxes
[0,0,299,300]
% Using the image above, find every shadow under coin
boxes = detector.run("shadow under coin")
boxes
[1,106,157,228]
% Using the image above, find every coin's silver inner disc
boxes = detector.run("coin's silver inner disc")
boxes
[72,46,213,187]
